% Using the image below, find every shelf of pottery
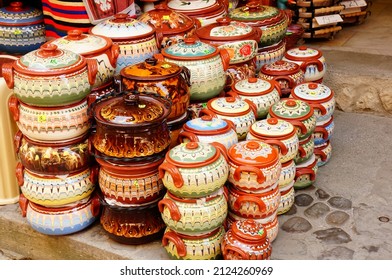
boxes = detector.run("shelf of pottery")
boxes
[339,0,372,25]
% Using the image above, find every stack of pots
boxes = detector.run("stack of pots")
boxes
[2,44,100,235]
[158,141,229,260]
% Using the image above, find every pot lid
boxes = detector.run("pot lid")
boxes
[228,140,279,167]
[232,77,274,96]
[0,2,44,26]
[260,60,301,76]
[249,118,295,138]
[207,95,251,116]
[183,114,230,135]
[231,219,268,243]
[167,0,221,15]
[93,92,171,126]
[120,57,182,81]
[228,2,283,25]
[269,98,314,121]
[161,37,219,60]
[284,45,322,61]
[292,82,333,102]
[90,13,155,40]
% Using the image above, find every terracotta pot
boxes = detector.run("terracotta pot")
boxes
[167,109,194,149]
[294,153,318,189]
[313,116,334,146]
[8,96,91,142]
[19,193,100,236]
[285,23,305,50]
[227,140,282,192]
[279,159,296,188]
[47,29,120,89]
[2,44,98,107]
[314,140,332,167]
[283,45,326,83]
[256,39,286,73]
[119,57,191,121]
[294,134,314,165]
[221,219,272,260]
[0,2,46,54]
[14,130,90,175]
[158,37,230,102]
[162,226,225,260]
[159,141,229,198]
[225,58,257,91]
[277,180,295,215]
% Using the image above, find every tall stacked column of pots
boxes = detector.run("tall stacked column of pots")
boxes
[89,91,173,245]
[2,44,101,235]
[158,141,229,260]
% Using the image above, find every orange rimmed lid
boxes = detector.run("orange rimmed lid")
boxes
[291,82,334,103]
[260,60,301,76]
[249,118,296,139]
[161,37,220,61]
[284,45,322,61]
[183,114,231,135]
[232,77,275,96]
[231,219,268,243]
[269,98,314,121]
[207,95,252,117]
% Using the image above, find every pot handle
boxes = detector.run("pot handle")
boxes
[233,195,267,213]
[154,53,165,62]
[89,164,99,185]
[177,130,199,144]
[312,103,327,116]
[8,95,20,122]
[155,31,164,49]
[264,139,288,156]
[199,108,218,118]
[270,79,282,97]
[300,60,324,72]
[223,244,249,260]
[109,44,120,68]
[244,99,258,118]
[314,126,329,141]
[158,162,184,188]
[233,165,265,184]
[2,62,14,89]
[314,148,327,162]
[158,198,181,221]
[181,66,192,87]
[19,194,29,218]
[14,130,23,153]
[90,192,101,217]
[295,167,316,181]
[86,58,98,86]
[290,120,308,135]
[272,75,295,89]
[15,161,24,187]
[219,48,231,71]
[297,145,307,158]
[211,141,228,162]
[162,230,187,257]
[226,90,240,100]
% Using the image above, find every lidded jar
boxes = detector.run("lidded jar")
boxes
[221,219,272,260]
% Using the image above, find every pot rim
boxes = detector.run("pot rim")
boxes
[231,77,275,97]
[166,189,222,204]
[284,45,323,61]
[316,115,334,127]
[27,194,93,213]
[96,155,165,175]
[165,226,222,240]
[260,60,301,76]
[24,166,90,179]
[182,116,232,136]
[17,96,87,110]
[296,153,317,168]
[229,182,279,197]
[269,98,314,122]
[19,130,89,147]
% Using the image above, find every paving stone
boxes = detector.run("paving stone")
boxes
[295,194,314,207]
[318,246,355,260]
[313,228,352,244]
[326,211,350,226]
[281,217,312,233]
[315,189,330,200]
[328,197,353,210]
[304,202,330,219]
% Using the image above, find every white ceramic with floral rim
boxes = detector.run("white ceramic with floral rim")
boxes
[314,140,332,167]
[313,115,334,146]
[294,153,318,189]
[279,159,296,188]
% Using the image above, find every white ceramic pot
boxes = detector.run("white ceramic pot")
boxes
[277,180,295,215]
[279,159,296,188]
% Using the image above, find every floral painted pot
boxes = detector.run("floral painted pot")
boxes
[256,39,286,73]
[279,159,296,188]
[178,108,238,150]
[158,188,228,235]
[313,116,334,146]
[0,2,46,54]
[283,45,326,83]
[162,226,225,260]
[294,134,314,165]
[314,140,332,167]
[268,98,316,141]
[90,14,160,75]
[2,44,98,107]
[277,180,295,215]
[247,118,299,164]
[47,29,120,89]
[14,130,90,175]
[159,37,230,102]
[159,141,229,198]
[167,109,194,149]
[291,82,335,123]
[294,153,318,189]
[16,164,97,207]
[8,96,91,142]
[19,193,100,236]
[221,219,272,260]
[225,57,257,91]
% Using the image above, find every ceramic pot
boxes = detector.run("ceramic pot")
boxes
[16,164,97,207]
[8,96,91,142]
[230,77,281,119]
[285,23,305,50]
[221,219,272,260]
[47,29,120,89]
[138,4,198,49]
[96,155,165,206]
[258,60,305,98]
[228,2,289,47]
[19,193,100,236]
[90,92,172,160]
[225,58,257,91]
[119,57,191,121]
[90,14,160,74]
[294,134,314,165]
[162,226,225,260]
[294,153,318,189]
[158,141,229,198]
[167,109,194,149]
[0,2,46,54]
[279,159,296,188]
[268,98,316,141]
[178,108,238,150]
[283,45,326,83]
[2,44,98,107]
[159,37,230,102]
[314,140,332,167]
[227,140,281,192]
[277,180,295,215]
[158,188,228,235]
[247,118,299,164]
[206,92,257,140]
[14,130,90,175]
[256,39,286,73]
[313,116,334,146]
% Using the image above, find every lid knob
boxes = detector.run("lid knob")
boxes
[267,118,278,125]
[201,115,213,121]
[225,96,236,103]
[123,93,139,105]
[184,37,197,45]
[246,141,260,150]
[67,29,84,40]
[216,17,231,26]
[299,46,308,51]
[185,142,199,150]
[308,83,318,90]
[275,60,285,65]
[145,57,158,66]
[248,77,258,83]
[245,2,263,11]
[113,13,130,23]
[38,44,60,57]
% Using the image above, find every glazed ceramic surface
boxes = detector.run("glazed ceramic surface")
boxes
[256,39,286,73]
[313,116,334,146]
[225,58,257,91]
[294,134,314,165]
[167,110,193,149]
[294,153,318,189]
[279,159,296,188]
[314,140,332,167]
[277,180,295,215]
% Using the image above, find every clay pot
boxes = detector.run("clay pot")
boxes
[277,180,295,215]
[47,29,120,89]
[2,44,98,107]
[294,134,314,165]
[283,45,326,83]
[167,109,194,149]
[162,226,225,260]
[0,2,46,54]
[14,130,90,175]
[158,141,229,198]
[222,219,272,260]
[158,37,230,102]
[19,193,100,236]
[294,154,318,189]
[119,57,191,121]
[279,159,296,188]
[256,39,286,73]
[8,96,91,142]
[314,140,332,167]
[313,116,334,146]
[285,24,305,50]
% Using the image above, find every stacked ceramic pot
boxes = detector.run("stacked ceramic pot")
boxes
[89,91,172,245]
[2,44,100,235]
[158,141,229,260]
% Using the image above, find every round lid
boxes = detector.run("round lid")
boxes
[249,118,295,138]
[166,142,220,168]
[161,37,219,60]
[228,2,283,25]
[207,95,251,116]
[0,2,44,26]
[233,77,274,96]
[90,14,155,40]
[183,114,230,135]
[93,92,171,126]
[231,219,268,243]
[120,57,182,81]
[260,60,301,76]
[228,140,279,167]
[167,0,221,15]
[269,98,314,121]
[292,82,333,103]
[284,45,322,61]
